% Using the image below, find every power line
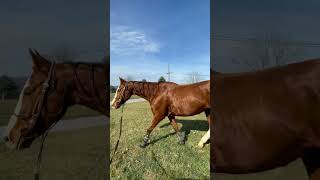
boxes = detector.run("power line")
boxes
[166,64,173,81]
[173,73,210,77]
[213,35,320,47]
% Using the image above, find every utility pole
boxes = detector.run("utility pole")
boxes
[166,64,173,82]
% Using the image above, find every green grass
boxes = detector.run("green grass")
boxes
[110,93,140,101]
[0,99,100,126]
[110,101,210,179]
[0,126,107,180]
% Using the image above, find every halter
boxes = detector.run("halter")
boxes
[114,81,129,106]
[14,61,56,139]
[12,61,106,180]
[13,61,57,180]
[110,81,129,164]
[33,61,56,180]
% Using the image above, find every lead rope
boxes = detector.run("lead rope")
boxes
[34,122,57,180]
[110,104,125,164]
[33,60,56,180]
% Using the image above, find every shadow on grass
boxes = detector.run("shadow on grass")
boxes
[149,132,176,145]
[148,119,209,144]
[160,119,208,132]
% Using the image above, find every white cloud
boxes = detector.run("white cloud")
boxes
[111,25,160,56]
[110,57,168,85]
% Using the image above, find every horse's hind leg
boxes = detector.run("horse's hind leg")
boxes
[168,115,185,144]
[198,129,210,148]
[302,148,320,180]
[139,114,165,148]
[205,108,211,126]
[198,109,211,148]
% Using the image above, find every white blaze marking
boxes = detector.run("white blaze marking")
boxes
[198,129,210,148]
[3,78,30,137]
[111,86,120,106]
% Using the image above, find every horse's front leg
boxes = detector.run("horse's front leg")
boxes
[169,116,185,144]
[139,114,164,148]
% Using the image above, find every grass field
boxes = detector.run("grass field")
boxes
[110,93,140,102]
[0,99,100,126]
[0,126,107,180]
[110,101,210,179]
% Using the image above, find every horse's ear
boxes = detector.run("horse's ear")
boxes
[119,77,126,83]
[29,48,50,71]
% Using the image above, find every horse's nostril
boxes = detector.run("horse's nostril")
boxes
[3,136,9,142]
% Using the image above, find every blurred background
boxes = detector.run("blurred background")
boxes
[212,0,320,179]
[213,0,320,73]
[0,0,108,179]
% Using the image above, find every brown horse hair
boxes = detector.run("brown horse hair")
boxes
[112,79,210,148]
[125,81,177,102]
[4,49,109,150]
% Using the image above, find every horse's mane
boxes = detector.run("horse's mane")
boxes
[62,61,103,65]
[53,61,105,71]
[59,61,104,66]
[45,54,104,67]
[129,80,178,85]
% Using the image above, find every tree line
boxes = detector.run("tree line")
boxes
[0,75,19,101]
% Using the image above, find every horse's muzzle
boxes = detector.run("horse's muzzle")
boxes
[112,104,121,109]
[4,137,18,150]
[4,135,33,150]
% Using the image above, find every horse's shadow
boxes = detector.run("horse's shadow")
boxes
[149,119,209,145]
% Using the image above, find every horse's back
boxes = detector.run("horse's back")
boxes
[166,80,210,116]
[212,59,320,173]
[170,80,210,100]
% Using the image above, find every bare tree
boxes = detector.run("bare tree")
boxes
[125,75,134,81]
[0,75,18,101]
[185,72,203,83]
[48,44,77,62]
[232,32,305,71]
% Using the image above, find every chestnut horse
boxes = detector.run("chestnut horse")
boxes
[211,59,320,180]
[111,78,210,148]
[4,49,108,150]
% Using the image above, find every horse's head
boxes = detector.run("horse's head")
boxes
[111,78,132,109]
[3,49,68,150]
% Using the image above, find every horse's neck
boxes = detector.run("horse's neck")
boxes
[71,65,108,116]
[131,82,159,102]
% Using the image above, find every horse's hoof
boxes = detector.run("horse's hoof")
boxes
[179,140,185,145]
[198,143,204,148]
[139,143,148,148]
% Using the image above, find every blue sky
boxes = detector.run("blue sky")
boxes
[110,0,210,85]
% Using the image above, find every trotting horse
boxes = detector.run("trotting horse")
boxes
[211,59,320,180]
[3,49,108,149]
[111,78,210,148]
